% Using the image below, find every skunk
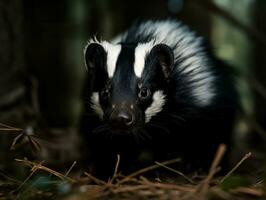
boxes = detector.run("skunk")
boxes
[82,19,237,179]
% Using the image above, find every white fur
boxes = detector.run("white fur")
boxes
[90,92,104,119]
[101,41,121,78]
[134,41,155,77]
[125,20,215,106]
[145,90,166,123]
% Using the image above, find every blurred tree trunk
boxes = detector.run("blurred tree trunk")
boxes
[0,0,33,173]
[0,0,29,123]
[254,0,266,124]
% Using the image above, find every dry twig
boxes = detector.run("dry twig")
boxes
[118,157,181,184]
[0,123,22,132]
[109,154,121,184]
[84,172,107,185]
[155,161,194,184]
[14,160,44,193]
[15,158,75,183]
[64,161,77,177]
[194,144,227,200]
[220,152,252,183]
[231,187,263,197]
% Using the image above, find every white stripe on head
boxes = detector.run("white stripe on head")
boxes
[145,90,166,123]
[101,41,121,78]
[90,92,104,119]
[134,41,154,78]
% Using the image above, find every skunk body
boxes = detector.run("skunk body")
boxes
[82,20,237,179]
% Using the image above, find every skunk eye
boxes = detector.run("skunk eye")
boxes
[100,89,110,99]
[138,87,150,99]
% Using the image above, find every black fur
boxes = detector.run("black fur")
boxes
[81,20,238,180]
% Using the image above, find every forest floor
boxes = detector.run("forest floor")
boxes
[0,123,265,200]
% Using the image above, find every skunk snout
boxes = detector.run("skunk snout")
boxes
[109,107,134,128]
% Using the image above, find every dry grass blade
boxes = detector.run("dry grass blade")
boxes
[206,144,227,181]
[220,152,252,183]
[139,175,151,184]
[139,176,196,192]
[15,158,75,183]
[196,144,227,200]
[14,160,44,193]
[27,135,42,152]
[231,187,263,197]
[118,157,181,184]
[4,125,44,152]
[1,123,45,152]
[0,123,23,131]
[112,185,152,193]
[109,154,121,184]
[0,128,22,132]
[10,133,24,150]
[253,180,263,187]
[112,182,195,194]
[155,161,194,184]
[84,172,107,185]
[149,182,196,192]
[64,161,77,177]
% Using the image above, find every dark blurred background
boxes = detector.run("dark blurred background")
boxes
[0,0,266,176]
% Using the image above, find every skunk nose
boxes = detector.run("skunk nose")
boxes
[110,110,133,127]
[117,111,133,125]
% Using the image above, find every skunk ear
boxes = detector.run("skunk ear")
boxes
[84,43,106,70]
[149,44,174,79]
[84,43,108,90]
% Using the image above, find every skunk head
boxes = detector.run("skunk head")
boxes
[84,41,174,135]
